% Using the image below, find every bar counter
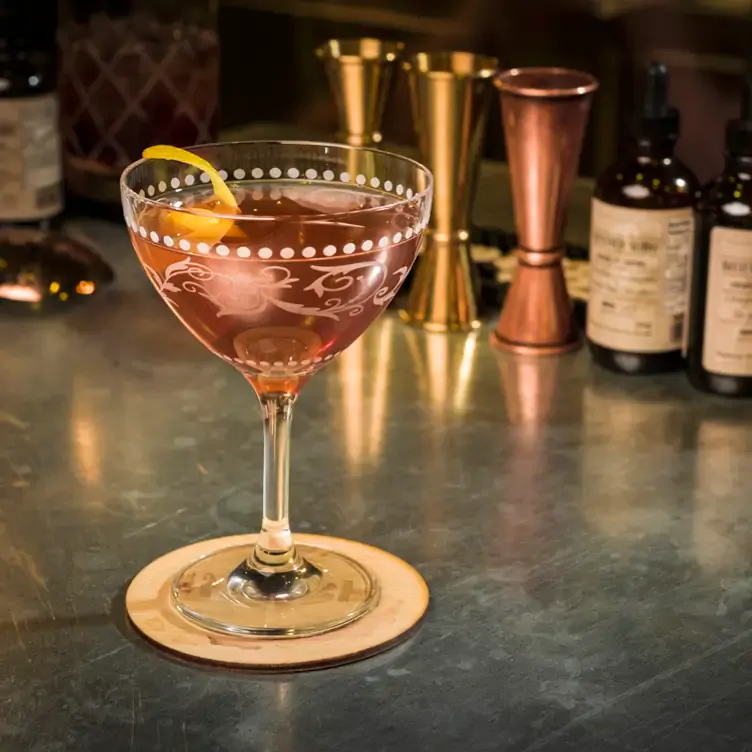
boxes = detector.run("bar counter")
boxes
[3,219,752,751]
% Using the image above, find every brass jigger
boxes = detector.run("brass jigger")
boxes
[491,67,598,355]
[315,38,403,147]
[400,52,498,333]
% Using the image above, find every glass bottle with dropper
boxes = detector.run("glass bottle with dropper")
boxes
[686,75,752,396]
[587,61,699,374]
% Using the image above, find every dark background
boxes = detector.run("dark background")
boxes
[13,0,752,183]
[218,0,752,184]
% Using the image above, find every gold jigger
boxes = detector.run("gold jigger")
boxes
[400,51,499,333]
[315,38,403,147]
[491,67,598,355]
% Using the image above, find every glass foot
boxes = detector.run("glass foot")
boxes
[171,543,379,638]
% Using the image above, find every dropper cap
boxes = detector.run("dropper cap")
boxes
[725,75,752,156]
[632,61,680,143]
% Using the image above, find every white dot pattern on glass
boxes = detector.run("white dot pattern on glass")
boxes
[227,349,343,373]
[131,168,427,258]
[136,170,417,198]
[133,223,429,258]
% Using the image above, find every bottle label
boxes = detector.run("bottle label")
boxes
[0,94,63,221]
[587,198,694,353]
[702,226,752,376]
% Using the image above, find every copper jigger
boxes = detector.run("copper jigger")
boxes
[399,52,498,333]
[315,38,403,147]
[491,67,598,355]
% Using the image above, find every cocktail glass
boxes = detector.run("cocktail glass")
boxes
[120,141,432,637]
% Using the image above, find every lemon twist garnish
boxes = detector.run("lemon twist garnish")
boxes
[142,145,239,211]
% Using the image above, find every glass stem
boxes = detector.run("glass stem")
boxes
[252,392,300,572]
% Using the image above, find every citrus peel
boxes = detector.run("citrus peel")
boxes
[142,145,239,210]
[142,145,240,246]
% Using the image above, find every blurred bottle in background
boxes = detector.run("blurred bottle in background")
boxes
[0,2,63,230]
[58,0,220,206]
[0,1,113,314]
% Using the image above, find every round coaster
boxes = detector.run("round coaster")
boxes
[125,534,429,671]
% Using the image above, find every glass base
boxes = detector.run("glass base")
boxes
[171,543,379,638]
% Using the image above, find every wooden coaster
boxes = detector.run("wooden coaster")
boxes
[125,533,429,671]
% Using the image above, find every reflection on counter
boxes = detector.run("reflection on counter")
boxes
[325,323,480,555]
[493,352,564,578]
[70,381,102,488]
[330,318,396,474]
[402,327,479,420]
[692,416,752,575]
[327,322,480,464]
[581,376,687,541]
[496,351,561,434]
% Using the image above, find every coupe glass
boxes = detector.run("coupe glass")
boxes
[121,141,432,637]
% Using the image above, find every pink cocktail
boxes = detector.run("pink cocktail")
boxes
[121,141,432,637]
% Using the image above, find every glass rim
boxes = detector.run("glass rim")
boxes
[120,139,434,222]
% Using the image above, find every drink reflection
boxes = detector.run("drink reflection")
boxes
[692,415,752,575]
[581,376,685,542]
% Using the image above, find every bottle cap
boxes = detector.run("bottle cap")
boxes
[725,75,752,156]
[632,61,680,143]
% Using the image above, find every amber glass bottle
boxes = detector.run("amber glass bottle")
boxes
[587,62,699,374]
[686,77,752,396]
